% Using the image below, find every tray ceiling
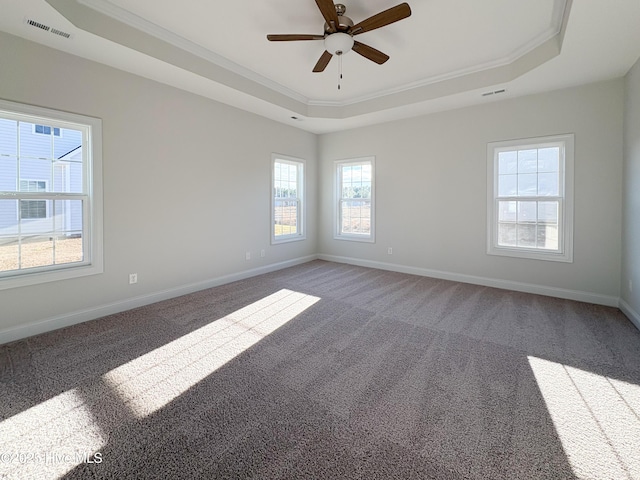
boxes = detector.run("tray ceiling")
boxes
[1,0,639,133]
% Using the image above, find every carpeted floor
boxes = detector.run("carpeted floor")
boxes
[1,260,639,479]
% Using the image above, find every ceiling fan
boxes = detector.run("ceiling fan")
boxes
[267,0,412,73]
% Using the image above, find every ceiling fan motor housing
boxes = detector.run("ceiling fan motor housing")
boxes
[324,5,354,34]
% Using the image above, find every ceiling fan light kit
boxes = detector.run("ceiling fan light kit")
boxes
[267,0,411,79]
[324,32,354,55]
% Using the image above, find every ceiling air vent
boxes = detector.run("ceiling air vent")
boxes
[50,28,71,39]
[482,89,507,97]
[26,19,50,32]
[25,18,72,39]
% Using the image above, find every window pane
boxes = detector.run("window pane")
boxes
[0,199,19,236]
[498,201,516,222]
[53,128,82,159]
[53,199,83,236]
[518,149,538,173]
[19,236,54,269]
[0,235,19,272]
[498,174,517,197]
[274,199,298,236]
[498,223,516,246]
[517,201,536,223]
[538,147,559,172]
[537,225,558,250]
[517,224,536,247]
[498,151,517,174]
[517,173,537,196]
[341,200,370,235]
[538,201,558,224]
[0,118,17,156]
[362,164,372,182]
[19,122,54,158]
[538,172,559,196]
[0,156,18,192]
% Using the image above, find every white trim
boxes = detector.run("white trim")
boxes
[70,0,569,112]
[619,298,640,331]
[487,133,574,263]
[0,98,104,289]
[76,0,310,105]
[334,156,375,243]
[3,254,634,345]
[318,254,619,307]
[0,255,318,346]
[271,154,306,244]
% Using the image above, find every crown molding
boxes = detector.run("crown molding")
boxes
[310,0,570,108]
[76,0,310,105]
[45,0,571,120]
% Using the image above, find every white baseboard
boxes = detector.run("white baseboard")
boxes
[619,298,640,331]
[0,255,318,346]
[318,254,620,307]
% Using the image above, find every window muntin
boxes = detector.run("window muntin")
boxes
[335,157,375,242]
[271,155,305,244]
[0,100,103,289]
[487,134,573,262]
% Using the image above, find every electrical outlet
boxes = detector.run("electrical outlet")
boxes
[129,273,138,284]
[387,247,393,255]
[261,249,265,258]
[245,251,251,261]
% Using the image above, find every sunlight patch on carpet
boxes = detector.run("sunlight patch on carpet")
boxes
[0,389,105,479]
[528,356,640,479]
[103,289,320,418]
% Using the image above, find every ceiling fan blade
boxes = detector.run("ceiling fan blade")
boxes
[313,50,333,72]
[315,0,340,33]
[267,34,325,41]
[350,2,412,35]
[352,41,389,65]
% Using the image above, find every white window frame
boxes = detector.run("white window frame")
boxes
[334,157,375,243]
[0,99,103,290]
[271,154,306,244]
[487,134,574,262]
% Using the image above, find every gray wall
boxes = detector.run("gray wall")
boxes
[318,80,624,303]
[0,30,635,341]
[621,57,640,327]
[0,32,317,340]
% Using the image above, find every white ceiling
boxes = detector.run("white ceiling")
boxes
[1,0,639,134]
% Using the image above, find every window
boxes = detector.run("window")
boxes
[19,180,48,219]
[487,134,574,262]
[335,157,375,242]
[271,154,305,244]
[0,99,103,289]
[34,124,61,136]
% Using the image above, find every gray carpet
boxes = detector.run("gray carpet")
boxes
[1,260,639,479]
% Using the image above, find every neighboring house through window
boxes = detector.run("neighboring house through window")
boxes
[34,124,61,136]
[335,157,375,242]
[0,99,103,289]
[487,134,574,262]
[271,154,305,244]
[19,180,47,219]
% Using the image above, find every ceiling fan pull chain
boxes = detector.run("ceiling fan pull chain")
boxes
[338,53,343,90]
